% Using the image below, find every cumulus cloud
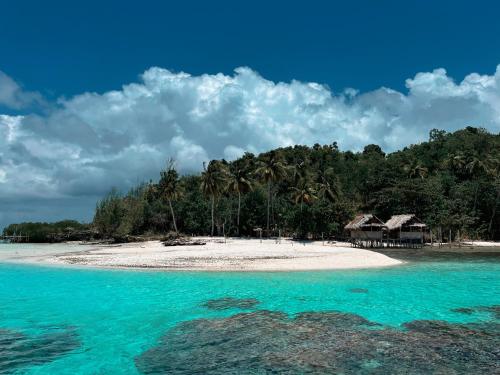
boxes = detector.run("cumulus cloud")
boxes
[0,71,45,109]
[1,65,500,226]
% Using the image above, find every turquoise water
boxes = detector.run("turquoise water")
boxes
[1,256,499,374]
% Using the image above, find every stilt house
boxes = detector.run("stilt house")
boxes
[385,214,426,243]
[345,214,385,244]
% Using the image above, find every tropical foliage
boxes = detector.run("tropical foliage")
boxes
[2,221,91,243]
[87,127,499,240]
[9,127,497,242]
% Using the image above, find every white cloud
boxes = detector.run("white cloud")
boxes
[224,145,245,160]
[0,71,44,109]
[1,65,500,227]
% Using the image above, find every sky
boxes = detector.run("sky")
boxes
[1,0,500,228]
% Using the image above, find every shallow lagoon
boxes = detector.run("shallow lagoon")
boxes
[0,252,499,374]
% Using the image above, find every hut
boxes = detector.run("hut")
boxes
[344,214,385,247]
[385,214,426,247]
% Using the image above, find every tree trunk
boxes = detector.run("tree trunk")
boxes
[300,199,304,238]
[211,195,215,236]
[168,198,178,234]
[266,181,271,233]
[488,185,499,238]
[237,191,241,236]
[473,182,479,215]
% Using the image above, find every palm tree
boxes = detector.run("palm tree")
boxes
[291,178,317,238]
[226,168,253,235]
[410,164,428,180]
[316,167,340,203]
[466,156,487,175]
[291,179,317,212]
[145,179,158,202]
[485,157,500,238]
[466,155,489,216]
[201,160,228,236]
[444,152,467,175]
[255,152,288,233]
[292,160,309,184]
[158,160,181,234]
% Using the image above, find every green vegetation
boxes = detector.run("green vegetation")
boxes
[8,127,496,243]
[90,127,499,241]
[158,159,182,234]
[2,221,92,243]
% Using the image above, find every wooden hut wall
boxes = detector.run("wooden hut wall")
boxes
[351,230,383,240]
[400,231,424,240]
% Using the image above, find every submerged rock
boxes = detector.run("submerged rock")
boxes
[136,310,500,374]
[0,327,79,373]
[451,305,500,319]
[349,288,369,294]
[202,297,260,310]
[479,305,500,319]
[451,307,476,314]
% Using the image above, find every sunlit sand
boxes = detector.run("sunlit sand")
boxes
[1,238,403,271]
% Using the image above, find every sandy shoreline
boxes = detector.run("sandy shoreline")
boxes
[0,238,403,271]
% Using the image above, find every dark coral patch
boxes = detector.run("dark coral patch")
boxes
[136,310,500,374]
[479,305,500,319]
[451,307,476,314]
[202,297,259,310]
[451,305,500,318]
[349,288,369,294]
[0,327,79,373]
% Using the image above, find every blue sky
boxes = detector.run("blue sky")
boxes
[1,0,500,228]
[2,0,500,98]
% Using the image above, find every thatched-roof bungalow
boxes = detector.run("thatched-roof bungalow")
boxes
[345,214,385,247]
[385,214,426,243]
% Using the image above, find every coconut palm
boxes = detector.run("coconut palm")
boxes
[254,152,288,233]
[410,164,429,180]
[316,167,340,203]
[466,156,489,215]
[292,160,309,184]
[291,178,317,238]
[158,160,181,234]
[226,168,253,235]
[466,156,488,176]
[291,179,317,211]
[485,157,500,237]
[145,180,158,202]
[444,152,467,174]
[201,160,228,236]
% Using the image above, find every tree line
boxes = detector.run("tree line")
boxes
[92,127,499,241]
[2,220,92,243]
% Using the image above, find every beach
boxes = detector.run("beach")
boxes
[0,238,403,271]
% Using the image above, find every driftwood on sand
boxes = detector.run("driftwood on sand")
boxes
[162,237,206,247]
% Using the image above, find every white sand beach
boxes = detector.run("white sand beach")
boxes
[0,238,403,271]
[460,241,500,247]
